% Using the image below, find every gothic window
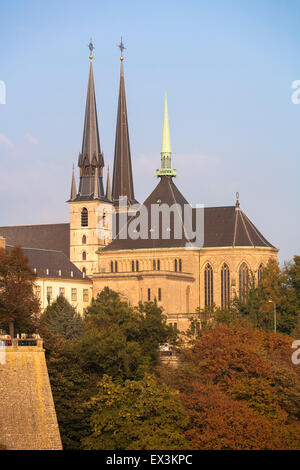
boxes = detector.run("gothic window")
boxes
[82,251,87,261]
[82,235,86,245]
[239,262,249,303]
[258,264,264,283]
[81,207,88,227]
[221,263,230,309]
[204,264,213,307]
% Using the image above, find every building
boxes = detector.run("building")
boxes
[0,42,278,329]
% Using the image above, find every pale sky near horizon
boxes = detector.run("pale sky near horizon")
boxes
[0,0,299,264]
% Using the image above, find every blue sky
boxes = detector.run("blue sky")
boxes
[0,0,299,263]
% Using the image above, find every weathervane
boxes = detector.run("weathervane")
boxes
[88,37,94,59]
[117,35,126,60]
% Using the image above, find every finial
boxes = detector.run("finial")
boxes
[117,35,126,61]
[236,192,240,208]
[88,37,94,60]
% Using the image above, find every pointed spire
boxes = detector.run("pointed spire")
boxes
[70,164,77,200]
[156,93,177,177]
[112,39,137,204]
[106,166,112,200]
[78,41,105,198]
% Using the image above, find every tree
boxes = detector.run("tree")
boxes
[40,295,84,341]
[83,374,188,450]
[160,323,300,450]
[0,246,40,337]
[75,287,174,380]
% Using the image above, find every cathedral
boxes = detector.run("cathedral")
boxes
[0,43,278,330]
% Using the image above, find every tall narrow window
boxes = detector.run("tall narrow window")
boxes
[82,267,86,277]
[179,259,182,272]
[136,260,139,272]
[59,287,65,297]
[132,260,135,272]
[82,251,87,261]
[175,259,178,272]
[148,288,151,301]
[204,264,213,307]
[239,262,249,303]
[111,261,114,273]
[258,264,264,283]
[82,235,87,245]
[81,207,88,227]
[221,263,230,309]
[157,259,161,271]
[153,259,156,270]
[158,288,162,301]
[115,261,118,273]
[71,288,77,301]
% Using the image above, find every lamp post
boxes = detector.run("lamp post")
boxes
[268,300,277,333]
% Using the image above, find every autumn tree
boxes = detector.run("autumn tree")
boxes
[0,246,40,337]
[160,323,300,450]
[83,374,188,450]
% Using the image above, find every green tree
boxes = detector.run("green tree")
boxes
[83,374,188,450]
[75,287,174,380]
[40,295,84,340]
[0,246,40,337]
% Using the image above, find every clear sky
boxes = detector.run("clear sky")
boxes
[0,0,299,263]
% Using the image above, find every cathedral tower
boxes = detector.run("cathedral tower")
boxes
[68,42,112,276]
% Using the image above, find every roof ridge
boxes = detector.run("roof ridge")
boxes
[0,222,69,229]
[232,208,239,247]
[239,210,254,246]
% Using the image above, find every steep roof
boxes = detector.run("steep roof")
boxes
[101,177,275,252]
[18,247,89,281]
[0,223,70,257]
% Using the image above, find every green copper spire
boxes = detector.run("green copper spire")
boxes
[156,93,177,177]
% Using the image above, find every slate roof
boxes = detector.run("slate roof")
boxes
[6,245,89,281]
[101,176,275,252]
[0,223,70,257]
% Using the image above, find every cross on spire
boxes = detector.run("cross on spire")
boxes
[88,37,94,59]
[117,36,126,59]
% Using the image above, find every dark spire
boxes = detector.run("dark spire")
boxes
[77,43,105,199]
[106,166,112,200]
[112,42,137,204]
[70,164,77,200]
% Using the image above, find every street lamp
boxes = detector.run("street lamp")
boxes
[268,300,277,333]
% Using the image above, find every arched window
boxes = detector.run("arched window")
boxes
[153,259,156,270]
[175,259,178,272]
[132,260,135,272]
[157,259,160,271]
[82,235,87,245]
[179,259,182,272]
[258,263,264,283]
[221,263,230,309]
[82,251,87,261]
[81,207,88,227]
[136,260,139,272]
[204,264,213,307]
[115,261,118,273]
[239,262,249,303]
[82,267,86,276]
[111,261,114,273]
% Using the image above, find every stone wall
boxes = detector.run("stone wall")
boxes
[0,342,62,450]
